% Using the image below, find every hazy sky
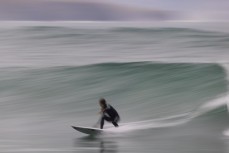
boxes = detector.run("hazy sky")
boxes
[0,0,228,21]
[111,0,229,19]
[47,0,229,11]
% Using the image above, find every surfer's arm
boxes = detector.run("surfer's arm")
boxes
[99,108,106,114]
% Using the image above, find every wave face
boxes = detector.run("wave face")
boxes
[0,63,228,152]
[0,22,229,153]
[0,63,227,120]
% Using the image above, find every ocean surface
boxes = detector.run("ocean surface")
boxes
[0,21,229,153]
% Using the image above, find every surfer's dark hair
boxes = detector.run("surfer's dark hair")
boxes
[99,98,107,108]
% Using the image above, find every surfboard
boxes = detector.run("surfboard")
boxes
[71,126,103,135]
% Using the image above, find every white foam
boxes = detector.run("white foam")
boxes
[223,129,229,137]
[103,113,191,134]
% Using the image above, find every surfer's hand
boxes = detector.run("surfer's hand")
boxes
[99,108,105,114]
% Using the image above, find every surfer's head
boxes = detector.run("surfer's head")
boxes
[99,98,107,108]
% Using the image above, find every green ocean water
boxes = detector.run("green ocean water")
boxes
[0,22,229,153]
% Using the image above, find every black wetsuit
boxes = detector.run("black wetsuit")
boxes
[100,104,120,129]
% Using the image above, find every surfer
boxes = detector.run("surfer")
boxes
[98,98,120,129]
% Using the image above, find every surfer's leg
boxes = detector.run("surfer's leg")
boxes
[100,116,112,129]
[100,117,105,129]
[111,116,119,127]
[112,121,119,127]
